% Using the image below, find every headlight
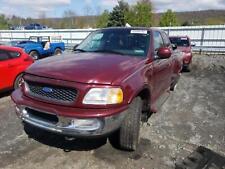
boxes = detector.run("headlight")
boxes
[184,51,191,54]
[83,88,123,105]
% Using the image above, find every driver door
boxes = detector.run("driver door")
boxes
[152,31,172,101]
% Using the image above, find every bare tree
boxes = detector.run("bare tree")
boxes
[63,10,76,28]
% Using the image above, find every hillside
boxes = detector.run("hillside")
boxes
[154,10,225,26]
[5,9,225,29]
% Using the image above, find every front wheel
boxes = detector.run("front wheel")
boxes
[109,97,142,151]
[54,48,62,56]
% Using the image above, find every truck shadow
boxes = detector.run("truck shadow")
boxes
[175,146,225,169]
[24,123,107,152]
[0,90,12,99]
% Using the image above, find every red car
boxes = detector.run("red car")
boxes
[0,46,34,92]
[12,28,182,151]
[169,36,194,71]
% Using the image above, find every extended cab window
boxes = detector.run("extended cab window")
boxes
[153,31,164,51]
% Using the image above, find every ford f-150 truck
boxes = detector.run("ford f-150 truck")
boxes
[11,28,182,151]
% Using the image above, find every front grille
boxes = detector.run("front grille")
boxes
[26,81,78,103]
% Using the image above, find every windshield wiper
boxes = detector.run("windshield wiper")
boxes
[74,48,88,52]
[92,50,125,55]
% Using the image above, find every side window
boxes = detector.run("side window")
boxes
[0,50,20,61]
[9,51,20,59]
[0,50,10,61]
[161,32,171,47]
[153,31,164,51]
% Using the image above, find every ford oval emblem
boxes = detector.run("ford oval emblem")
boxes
[42,87,53,93]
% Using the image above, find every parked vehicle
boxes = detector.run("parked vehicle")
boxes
[0,46,34,92]
[13,36,65,60]
[169,36,195,71]
[9,25,25,30]
[12,28,182,151]
[24,23,48,30]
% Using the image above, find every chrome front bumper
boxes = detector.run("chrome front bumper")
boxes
[15,105,127,137]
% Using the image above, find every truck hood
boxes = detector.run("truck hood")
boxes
[26,52,143,85]
[16,44,26,48]
[177,46,191,53]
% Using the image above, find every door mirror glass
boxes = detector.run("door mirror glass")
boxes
[191,42,196,47]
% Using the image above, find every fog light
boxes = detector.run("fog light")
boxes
[66,118,102,131]
[22,109,29,118]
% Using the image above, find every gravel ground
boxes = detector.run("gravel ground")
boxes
[0,54,224,169]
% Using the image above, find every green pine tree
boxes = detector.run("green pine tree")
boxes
[96,10,110,28]
[160,9,178,27]
[107,0,129,27]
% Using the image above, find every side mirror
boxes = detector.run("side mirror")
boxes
[73,44,79,51]
[157,47,172,59]
[191,42,196,47]
[172,44,177,50]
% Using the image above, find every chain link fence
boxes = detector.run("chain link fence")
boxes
[161,25,225,55]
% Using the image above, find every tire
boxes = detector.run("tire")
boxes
[170,83,177,91]
[170,76,180,91]
[29,51,39,60]
[54,48,62,56]
[14,74,24,90]
[109,97,142,151]
[183,63,191,72]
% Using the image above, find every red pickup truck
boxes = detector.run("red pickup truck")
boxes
[169,36,194,71]
[11,28,182,151]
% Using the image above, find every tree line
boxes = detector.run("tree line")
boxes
[97,0,178,28]
[1,0,225,30]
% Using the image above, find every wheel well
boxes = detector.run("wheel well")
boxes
[138,88,150,101]
[137,88,152,122]
[29,50,39,55]
[55,47,62,51]
[13,73,23,89]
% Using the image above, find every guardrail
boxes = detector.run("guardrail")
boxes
[0,29,94,50]
[0,25,225,54]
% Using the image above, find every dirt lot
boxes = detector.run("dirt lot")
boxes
[0,54,224,169]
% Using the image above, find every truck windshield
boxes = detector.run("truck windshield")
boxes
[169,37,190,47]
[76,29,150,57]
